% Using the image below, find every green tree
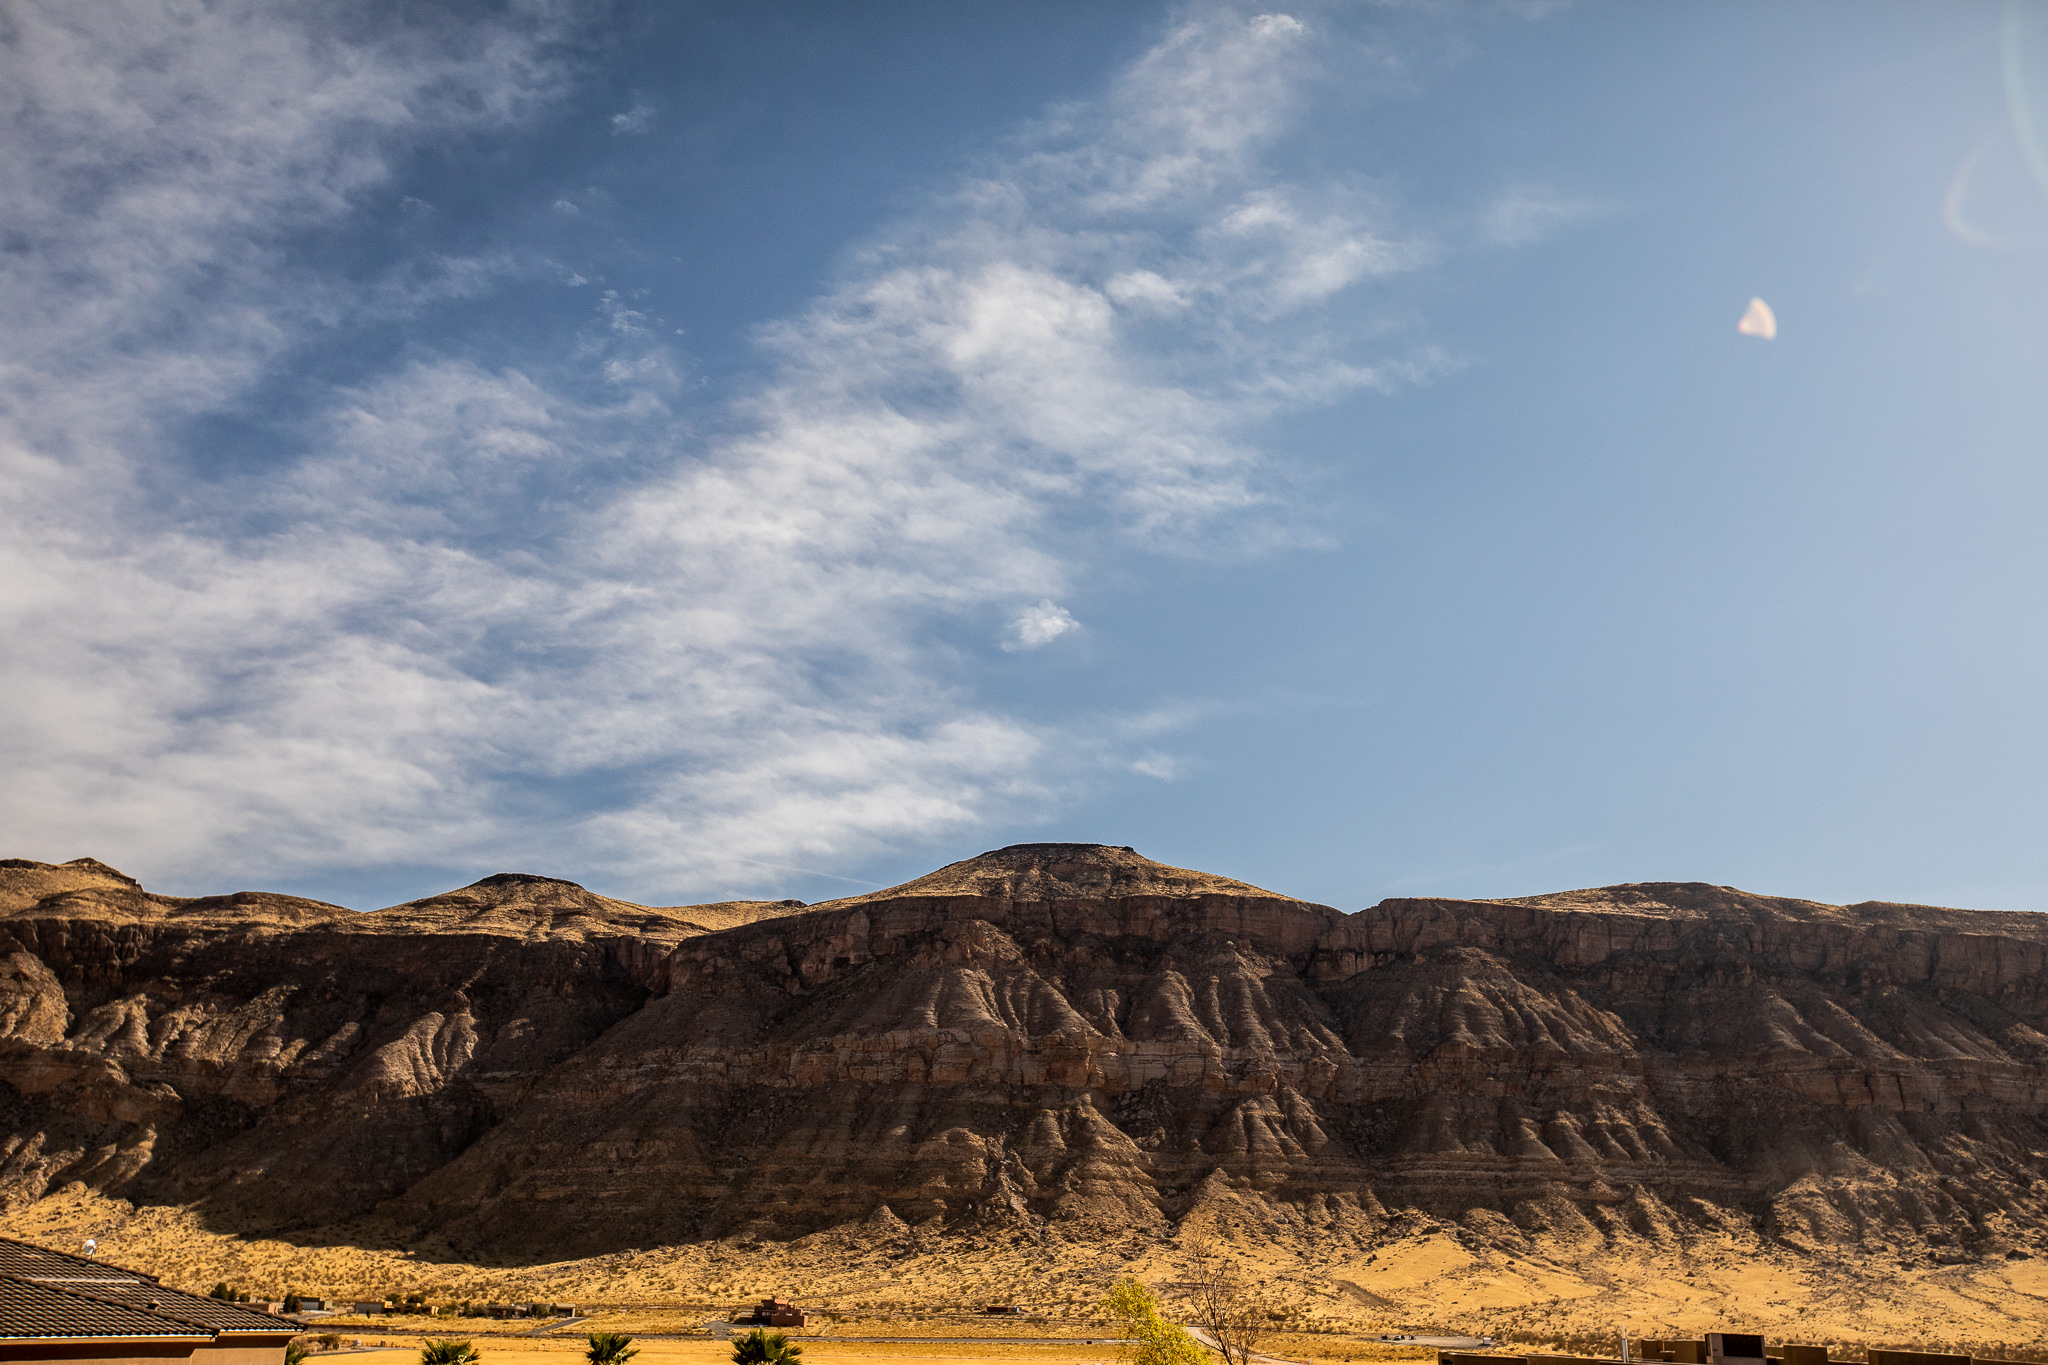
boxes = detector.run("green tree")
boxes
[1102,1278,1207,1365]
[587,1332,639,1365]
[421,1340,482,1365]
[210,1282,233,1301]
[284,1293,302,1314]
[731,1329,802,1365]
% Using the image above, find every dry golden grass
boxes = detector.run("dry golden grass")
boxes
[820,1321,1114,1340]
[325,1343,1131,1365]
[14,1186,2048,1358]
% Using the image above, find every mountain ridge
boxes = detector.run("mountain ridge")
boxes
[3,842,2047,1340]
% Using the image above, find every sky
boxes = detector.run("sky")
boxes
[4,0,2048,914]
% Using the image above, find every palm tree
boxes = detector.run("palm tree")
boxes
[421,1340,482,1365]
[587,1333,638,1365]
[731,1329,802,1365]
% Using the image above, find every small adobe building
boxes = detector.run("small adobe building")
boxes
[736,1297,805,1328]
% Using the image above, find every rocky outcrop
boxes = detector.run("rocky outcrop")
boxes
[2,846,2046,1268]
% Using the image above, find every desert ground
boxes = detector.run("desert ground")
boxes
[10,1186,2048,1363]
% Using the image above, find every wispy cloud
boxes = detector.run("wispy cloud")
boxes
[1474,183,1611,246]
[610,100,655,136]
[0,3,1431,900]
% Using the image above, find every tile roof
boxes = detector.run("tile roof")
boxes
[0,1274,212,1341]
[75,1279,297,1333]
[0,1239,148,1285]
[0,1236,297,1339]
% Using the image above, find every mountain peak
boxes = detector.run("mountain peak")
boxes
[466,872,588,893]
[828,841,1311,907]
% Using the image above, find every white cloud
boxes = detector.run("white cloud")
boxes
[0,5,1430,900]
[610,101,654,136]
[1475,183,1609,246]
[1129,752,1181,780]
[1004,601,1080,651]
[1105,269,1190,310]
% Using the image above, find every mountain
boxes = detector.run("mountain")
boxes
[3,844,2048,1336]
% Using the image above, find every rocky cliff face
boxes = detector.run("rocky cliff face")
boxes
[3,845,2046,1270]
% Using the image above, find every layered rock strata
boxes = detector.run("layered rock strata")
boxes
[2,845,2045,1267]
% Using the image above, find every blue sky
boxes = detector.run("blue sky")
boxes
[4,1,2047,913]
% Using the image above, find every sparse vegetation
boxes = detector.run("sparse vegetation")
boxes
[421,1341,482,1365]
[585,1331,638,1365]
[732,1328,803,1365]
[1182,1237,1277,1365]
[1103,1277,1206,1365]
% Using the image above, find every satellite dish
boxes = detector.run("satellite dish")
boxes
[1737,297,1777,339]
[83,1239,97,1256]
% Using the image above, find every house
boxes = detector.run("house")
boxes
[735,1297,806,1328]
[0,1234,298,1365]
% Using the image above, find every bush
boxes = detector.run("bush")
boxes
[421,1341,481,1365]
[587,1332,639,1365]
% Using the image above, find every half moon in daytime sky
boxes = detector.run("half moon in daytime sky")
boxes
[1737,296,1777,339]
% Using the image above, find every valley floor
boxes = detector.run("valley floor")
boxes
[9,1188,2048,1362]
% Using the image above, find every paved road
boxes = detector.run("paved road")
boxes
[528,1317,591,1335]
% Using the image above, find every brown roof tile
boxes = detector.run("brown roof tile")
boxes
[0,1240,150,1285]
[0,1274,213,1341]
[77,1281,296,1333]
[0,1236,296,1335]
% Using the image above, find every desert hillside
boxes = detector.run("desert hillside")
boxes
[5,845,2048,1350]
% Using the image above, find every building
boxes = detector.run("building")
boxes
[735,1298,806,1328]
[0,1235,298,1365]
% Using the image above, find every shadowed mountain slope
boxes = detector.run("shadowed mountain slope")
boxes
[2,846,2047,1276]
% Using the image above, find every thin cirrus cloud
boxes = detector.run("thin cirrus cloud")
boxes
[1475,184,1612,247]
[0,3,1428,901]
